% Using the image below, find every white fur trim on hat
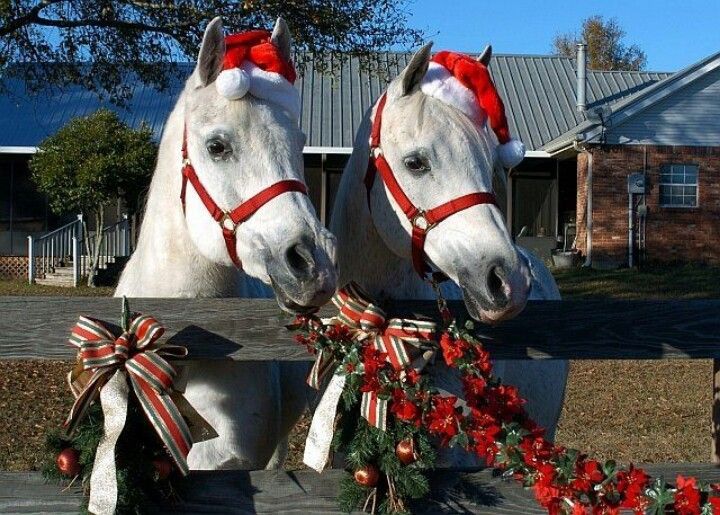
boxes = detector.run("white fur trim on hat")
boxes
[497,139,525,169]
[216,68,251,100]
[243,62,300,120]
[420,62,484,124]
[215,62,300,121]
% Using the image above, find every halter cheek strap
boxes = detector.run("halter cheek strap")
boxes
[364,93,497,278]
[180,125,308,269]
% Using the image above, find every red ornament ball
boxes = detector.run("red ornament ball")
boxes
[153,457,173,480]
[354,464,380,487]
[395,438,417,465]
[56,448,81,477]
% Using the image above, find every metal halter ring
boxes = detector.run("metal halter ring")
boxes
[219,213,237,232]
[411,211,434,232]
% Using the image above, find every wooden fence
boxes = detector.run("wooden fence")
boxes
[1,296,720,513]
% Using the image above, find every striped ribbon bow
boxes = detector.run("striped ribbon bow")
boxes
[65,312,192,514]
[308,282,436,431]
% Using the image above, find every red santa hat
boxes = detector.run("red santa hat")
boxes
[420,50,525,168]
[215,29,300,120]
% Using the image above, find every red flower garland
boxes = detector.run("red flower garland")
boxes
[293,313,720,514]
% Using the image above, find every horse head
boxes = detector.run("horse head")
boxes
[366,43,531,323]
[182,17,336,311]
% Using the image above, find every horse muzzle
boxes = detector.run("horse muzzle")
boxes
[459,257,531,325]
[268,231,337,313]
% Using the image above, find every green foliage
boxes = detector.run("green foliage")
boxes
[553,15,647,71]
[29,109,156,217]
[1,1,423,103]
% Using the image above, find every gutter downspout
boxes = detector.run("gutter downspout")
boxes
[573,140,592,267]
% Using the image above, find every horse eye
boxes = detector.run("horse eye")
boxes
[404,155,429,173]
[206,138,230,158]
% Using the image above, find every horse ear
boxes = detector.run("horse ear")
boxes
[477,44,492,65]
[271,17,293,63]
[399,42,433,97]
[196,17,225,87]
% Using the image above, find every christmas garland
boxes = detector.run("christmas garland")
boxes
[291,282,720,515]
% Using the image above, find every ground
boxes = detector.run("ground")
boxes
[0,267,715,471]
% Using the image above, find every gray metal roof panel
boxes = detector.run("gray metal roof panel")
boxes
[0,55,672,151]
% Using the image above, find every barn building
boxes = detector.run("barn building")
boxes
[0,46,718,279]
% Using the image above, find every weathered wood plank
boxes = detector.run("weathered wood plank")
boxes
[2,465,719,514]
[1,297,720,361]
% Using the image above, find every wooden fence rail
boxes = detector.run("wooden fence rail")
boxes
[1,296,720,513]
[1,297,720,361]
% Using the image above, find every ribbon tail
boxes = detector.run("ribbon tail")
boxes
[307,350,333,390]
[88,369,128,515]
[64,368,112,436]
[303,374,346,473]
[361,391,388,431]
[130,374,192,476]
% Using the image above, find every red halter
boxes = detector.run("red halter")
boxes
[180,125,308,269]
[364,93,497,278]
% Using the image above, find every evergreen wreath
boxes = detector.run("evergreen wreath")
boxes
[291,283,720,515]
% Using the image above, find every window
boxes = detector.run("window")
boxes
[659,164,698,208]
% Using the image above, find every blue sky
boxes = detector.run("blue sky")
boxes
[406,0,720,71]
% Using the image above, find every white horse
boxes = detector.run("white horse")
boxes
[116,17,337,470]
[330,44,568,465]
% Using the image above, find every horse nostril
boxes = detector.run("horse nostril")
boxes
[285,241,316,277]
[487,265,510,308]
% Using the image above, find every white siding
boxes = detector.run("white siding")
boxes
[606,68,720,146]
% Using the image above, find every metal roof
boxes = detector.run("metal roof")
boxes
[0,55,672,152]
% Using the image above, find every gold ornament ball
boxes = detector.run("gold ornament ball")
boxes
[354,464,380,487]
[395,438,417,465]
[56,448,81,477]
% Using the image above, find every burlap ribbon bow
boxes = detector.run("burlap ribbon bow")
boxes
[65,312,192,515]
[304,282,437,472]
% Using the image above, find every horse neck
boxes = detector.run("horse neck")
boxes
[330,115,435,302]
[117,92,238,298]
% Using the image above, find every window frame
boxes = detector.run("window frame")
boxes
[658,163,699,209]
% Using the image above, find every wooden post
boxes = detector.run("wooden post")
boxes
[713,358,720,464]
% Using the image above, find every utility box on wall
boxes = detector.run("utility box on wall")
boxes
[628,172,647,194]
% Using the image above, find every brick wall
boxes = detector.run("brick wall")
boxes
[576,145,720,267]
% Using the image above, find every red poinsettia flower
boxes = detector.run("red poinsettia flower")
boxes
[390,388,421,425]
[519,436,556,469]
[707,497,720,514]
[616,465,650,512]
[485,384,526,421]
[462,375,487,404]
[404,368,420,385]
[426,395,462,445]
[325,324,353,342]
[570,459,604,495]
[439,332,466,366]
[472,346,493,375]
[674,475,702,515]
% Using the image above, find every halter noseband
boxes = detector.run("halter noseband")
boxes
[180,125,308,269]
[364,93,497,279]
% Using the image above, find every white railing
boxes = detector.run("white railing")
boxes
[76,214,132,280]
[27,215,83,284]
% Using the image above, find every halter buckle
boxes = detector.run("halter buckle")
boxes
[411,211,434,231]
[219,212,236,232]
[182,158,192,167]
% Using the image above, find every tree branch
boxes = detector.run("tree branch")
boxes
[0,0,64,37]
[31,15,191,37]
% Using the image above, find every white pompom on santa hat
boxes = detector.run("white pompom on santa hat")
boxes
[213,29,300,120]
[420,50,525,168]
